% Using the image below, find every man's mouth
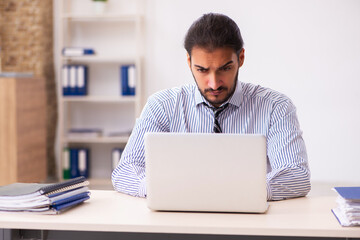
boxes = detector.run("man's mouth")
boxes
[205,87,227,96]
[209,90,222,96]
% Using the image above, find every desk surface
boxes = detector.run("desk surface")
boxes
[0,190,359,238]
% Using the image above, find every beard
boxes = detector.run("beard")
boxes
[193,70,238,107]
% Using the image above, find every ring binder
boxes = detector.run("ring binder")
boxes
[41,176,87,195]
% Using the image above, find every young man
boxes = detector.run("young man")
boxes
[112,13,311,201]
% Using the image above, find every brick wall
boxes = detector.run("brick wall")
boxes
[0,0,57,179]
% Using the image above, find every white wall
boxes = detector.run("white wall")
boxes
[143,0,360,183]
[54,0,360,184]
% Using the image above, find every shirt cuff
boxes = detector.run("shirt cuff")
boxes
[266,181,272,201]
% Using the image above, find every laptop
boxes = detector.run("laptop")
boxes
[145,132,269,213]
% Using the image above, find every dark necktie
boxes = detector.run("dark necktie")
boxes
[204,103,229,133]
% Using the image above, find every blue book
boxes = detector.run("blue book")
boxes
[121,65,129,95]
[69,65,77,96]
[62,47,95,56]
[127,65,136,95]
[76,65,88,96]
[121,65,136,96]
[62,65,70,96]
[70,148,79,178]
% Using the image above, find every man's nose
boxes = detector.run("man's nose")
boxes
[207,73,221,90]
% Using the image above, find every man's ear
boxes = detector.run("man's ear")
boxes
[238,48,245,68]
[187,52,191,69]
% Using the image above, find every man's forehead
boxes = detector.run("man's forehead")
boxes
[190,46,236,55]
[190,47,237,67]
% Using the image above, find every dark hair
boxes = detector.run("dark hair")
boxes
[184,13,244,57]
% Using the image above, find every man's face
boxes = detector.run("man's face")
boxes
[187,47,245,108]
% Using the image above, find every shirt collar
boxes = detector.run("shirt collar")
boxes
[195,81,242,108]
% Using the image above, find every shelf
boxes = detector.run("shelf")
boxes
[62,55,137,64]
[62,96,137,103]
[64,136,130,144]
[62,14,140,22]
[57,0,143,182]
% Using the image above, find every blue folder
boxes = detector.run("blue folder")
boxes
[70,148,79,178]
[78,148,89,178]
[76,65,88,96]
[334,187,360,200]
[62,65,70,96]
[121,65,135,96]
[51,195,90,212]
[51,191,90,206]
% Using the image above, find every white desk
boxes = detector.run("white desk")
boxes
[0,190,359,239]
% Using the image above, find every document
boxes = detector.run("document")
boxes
[0,177,90,214]
[332,187,360,226]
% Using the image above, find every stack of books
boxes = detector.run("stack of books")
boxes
[67,128,102,139]
[0,177,90,214]
[332,186,360,226]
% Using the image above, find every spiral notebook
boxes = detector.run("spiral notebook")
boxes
[0,177,90,214]
[0,176,88,199]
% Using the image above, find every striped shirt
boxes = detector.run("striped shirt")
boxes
[111,81,311,201]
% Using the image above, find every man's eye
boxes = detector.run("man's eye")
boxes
[221,66,232,71]
[197,68,208,73]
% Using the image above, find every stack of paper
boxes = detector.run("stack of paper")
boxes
[332,187,360,226]
[0,176,90,214]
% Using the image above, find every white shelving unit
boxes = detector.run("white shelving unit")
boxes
[56,0,144,188]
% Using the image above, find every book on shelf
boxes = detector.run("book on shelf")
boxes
[62,47,95,57]
[112,148,123,170]
[78,149,90,178]
[62,65,88,96]
[67,128,103,139]
[63,148,71,179]
[332,186,360,226]
[63,148,90,180]
[121,64,136,96]
[0,176,90,214]
[105,130,131,138]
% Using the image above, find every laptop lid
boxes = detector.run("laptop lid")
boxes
[145,133,268,213]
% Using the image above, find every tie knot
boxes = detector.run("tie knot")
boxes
[214,103,229,117]
[203,102,229,117]
[203,102,229,133]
